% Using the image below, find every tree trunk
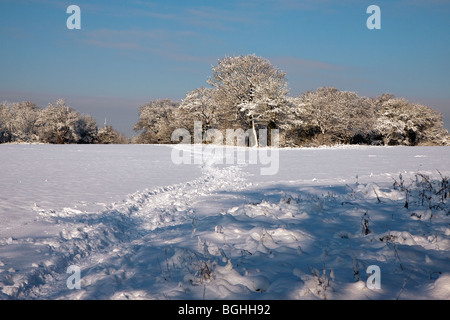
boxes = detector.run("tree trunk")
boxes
[250,118,258,147]
[267,120,277,147]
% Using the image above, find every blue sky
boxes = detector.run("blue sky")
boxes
[1,0,449,136]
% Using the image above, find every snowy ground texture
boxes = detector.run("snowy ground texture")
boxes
[0,144,449,300]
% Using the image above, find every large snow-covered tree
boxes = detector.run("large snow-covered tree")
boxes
[207,54,290,146]
[134,99,179,144]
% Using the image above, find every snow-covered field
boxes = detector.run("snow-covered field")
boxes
[0,144,449,300]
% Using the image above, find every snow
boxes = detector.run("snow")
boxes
[0,144,449,300]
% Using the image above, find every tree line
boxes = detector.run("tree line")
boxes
[134,55,449,147]
[0,99,128,144]
[1,54,449,146]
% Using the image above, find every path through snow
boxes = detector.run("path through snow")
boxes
[0,145,449,300]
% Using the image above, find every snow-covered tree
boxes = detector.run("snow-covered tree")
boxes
[297,87,376,145]
[97,125,129,144]
[133,99,179,144]
[374,96,449,146]
[0,102,13,143]
[1,99,138,145]
[178,87,221,135]
[281,96,314,146]
[0,101,42,143]
[207,54,290,146]
[9,101,41,142]
[73,113,98,144]
[36,99,97,144]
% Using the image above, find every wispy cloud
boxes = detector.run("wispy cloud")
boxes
[78,27,215,65]
[271,56,344,71]
[80,28,177,50]
[83,39,141,50]
[4,0,67,9]
[267,56,369,96]
[78,28,159,52]
[116,2,261,31]
[0,26,28,39]
[239,0,360,11]
[402,0,450,6]
[83,28,169,41]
